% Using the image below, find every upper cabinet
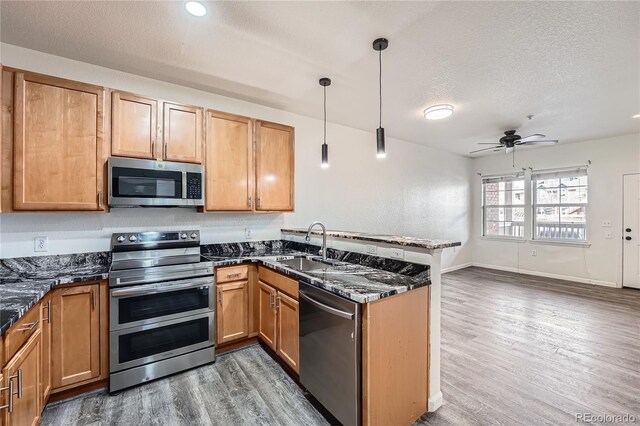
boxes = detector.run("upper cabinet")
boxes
[13,72,105,211]
[205,110,253,211]
[163,102,203,164]
[255,120,294,211]
[111,91,157,160]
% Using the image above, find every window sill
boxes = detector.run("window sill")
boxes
[530,239,591,248]
[479,236,526,243]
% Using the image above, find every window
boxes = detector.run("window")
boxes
[482,173,525,238]
[532,167,588,242]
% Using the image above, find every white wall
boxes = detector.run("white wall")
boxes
[0,44,473,270]
[472,133,640,287]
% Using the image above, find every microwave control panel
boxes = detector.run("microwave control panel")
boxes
[186,172,203,200]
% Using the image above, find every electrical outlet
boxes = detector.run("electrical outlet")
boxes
[34,236,48,252]
[602,220,612,227]
[245,228,253,239]
[604,230,612,239]
[531,249,537,256]
[390,248,404,259]
[365,245,377,254]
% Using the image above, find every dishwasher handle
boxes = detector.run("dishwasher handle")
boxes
[299,290,354,320]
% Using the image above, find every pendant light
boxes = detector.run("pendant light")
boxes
[319,77,331,168]
[373,38,388,159]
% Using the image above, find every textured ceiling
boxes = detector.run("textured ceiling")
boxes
[1,1,639,156]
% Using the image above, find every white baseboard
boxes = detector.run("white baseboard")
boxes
[441,262,473,274]
[428,391,444,412]
[471,263,618,288]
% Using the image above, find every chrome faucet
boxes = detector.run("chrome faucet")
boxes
[306,221,327,261]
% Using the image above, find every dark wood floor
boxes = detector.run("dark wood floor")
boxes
[42,267,640,425]
[419,267,640,425]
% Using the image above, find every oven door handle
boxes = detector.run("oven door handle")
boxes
[111,278,212,298]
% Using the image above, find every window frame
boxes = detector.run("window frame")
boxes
[481,173,526,240]
[531,168,589,243]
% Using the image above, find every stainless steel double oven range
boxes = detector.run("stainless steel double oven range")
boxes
[108,230,215,392]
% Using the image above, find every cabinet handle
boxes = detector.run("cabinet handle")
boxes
[165,141,168,157]
[248,196,252,208]
[151,139,155,156]
[0,379,13,412]
[42,301,51,323]
[226,273,241,279]
[16,321,38,332]
[257,197,262,208]
[275,295,281,312]
[97,191,103,209]
[269,292,274,308]
[8,370,22,400]
[218,288,223,306]
[91,289,96,310]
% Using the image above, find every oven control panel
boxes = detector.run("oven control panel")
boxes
[111,230,200,249]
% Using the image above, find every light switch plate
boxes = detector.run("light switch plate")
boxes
[602,220,612,227]
[390,248,404,259]
[245,228,253,239]
[531,250,537,256]
[34,236,48,252]
[366,245,377,254]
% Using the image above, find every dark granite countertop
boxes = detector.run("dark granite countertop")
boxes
[0,253,110,336]
[202,248,430,304]
[281,228,461,250]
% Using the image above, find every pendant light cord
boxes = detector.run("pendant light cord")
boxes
[323,85,327,144]
[379,49,382,127]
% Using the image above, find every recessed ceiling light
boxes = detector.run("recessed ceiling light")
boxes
[424,104,454,120]
[185,1,207,17]
[633,113,640,118]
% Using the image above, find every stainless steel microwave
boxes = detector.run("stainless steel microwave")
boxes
[108,157,204,207]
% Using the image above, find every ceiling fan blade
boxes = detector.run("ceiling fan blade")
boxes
[517,139,558,146]
[505,146,514,154]
[470,146,501,154]
[477,143,501,145]
[518,133,546,143]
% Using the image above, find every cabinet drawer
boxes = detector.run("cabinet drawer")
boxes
[4,302,41,364]
[216,265,249,284]
[258,266,298,299]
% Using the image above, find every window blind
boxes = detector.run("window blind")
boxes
[531,166,588,181]
[481,172,524,184]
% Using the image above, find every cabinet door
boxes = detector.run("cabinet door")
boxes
[51,284,100,389]
[216,280,249,344]
[205,111,253,211]
[40,295,52,405]
[276,292,299,373]
[255,121,294,211]
[13,72,105,211]
[2,330,41,426]
[163,102,203,164]
[258,281,277,350]
[111,91,157,159]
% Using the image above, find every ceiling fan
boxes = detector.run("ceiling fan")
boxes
[470,130,558,155]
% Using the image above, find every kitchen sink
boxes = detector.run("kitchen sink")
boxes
[278,257,333,272]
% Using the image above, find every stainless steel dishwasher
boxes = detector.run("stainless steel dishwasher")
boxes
[299,281,361,426]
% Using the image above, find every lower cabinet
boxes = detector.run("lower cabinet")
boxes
[258,272,299,374]
[2,329,41,426]
[216,280,249,344]
[40,294,52,405]
[51,284,101,388]
[258,281,277,350]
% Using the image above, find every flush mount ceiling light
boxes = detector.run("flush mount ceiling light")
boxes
[319,77,331,168]
[424,104,454,120]
[185,1,207,17]
[373,38,388,159]
[633,113,640,118]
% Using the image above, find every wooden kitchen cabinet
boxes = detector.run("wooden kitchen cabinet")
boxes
[276,292,299,373]
[51,284,100,389]
[258,281,277,351]
[163,102,203,164]
[111,91,157,159]
[255,120,294,211]
[205,110,253,211]
[2,330,41,426]
[40,294,52,405]
[13,71,105,211]
[216,280,249,344]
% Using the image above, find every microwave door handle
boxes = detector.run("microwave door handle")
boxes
[182,171,187,199]
[111,278,211,298]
